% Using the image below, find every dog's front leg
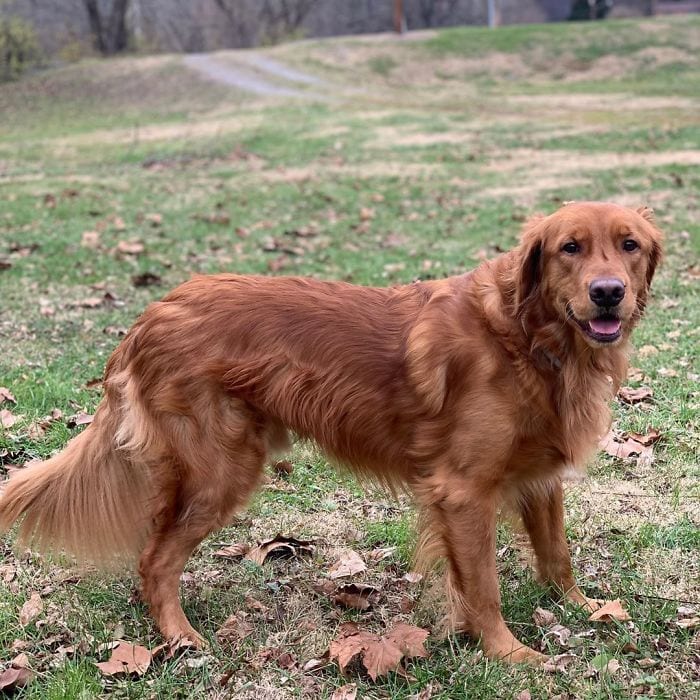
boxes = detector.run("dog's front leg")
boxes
[421,475,546,664]
[519,477,602,611]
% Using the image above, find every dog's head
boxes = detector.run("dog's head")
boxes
[516,202,663,347]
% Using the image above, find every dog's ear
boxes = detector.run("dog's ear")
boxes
[515,215,546,314]
[636,206,664,290]
[632,206,663,317]
[636,205,655,223]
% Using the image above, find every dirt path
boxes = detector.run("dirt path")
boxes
[183,52,323,98]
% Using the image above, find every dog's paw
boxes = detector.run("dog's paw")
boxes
[564,587,604,612]
[167,630,208,651]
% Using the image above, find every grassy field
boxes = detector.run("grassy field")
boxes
[1,14,699,699]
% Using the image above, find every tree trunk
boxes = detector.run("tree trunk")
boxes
[85,0,107,53]
[84,0,130,55]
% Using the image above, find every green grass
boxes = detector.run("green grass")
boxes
[1,14,699,700]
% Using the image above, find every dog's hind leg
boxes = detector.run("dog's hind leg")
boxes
[518,478,602,611]
[137,405,268,646]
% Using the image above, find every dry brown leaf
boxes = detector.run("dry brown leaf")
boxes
[272,459,294,475]
[677,616,700,630]
[329,621,429,681]
[216,613,255,645]
[244,535,315,566]
[104,325,128,337]
[276,651,296,669]
[545,624,572,647]
[533,607,557,627]
[331,683,357,700]
[359,207,375,221]
[132,272,162,287]
[328,550,367,579]
[116,240,145,256]
[95,641,153,677]
[542,652,578,673]
[626,367,645,382]
[627,428,661,446]
[18,593,43,627]
[589,599,631,622]
[0,387,16,404]
[145,213,162,227]
[362,637,403,682]
[19,593,43,627]
[81,231,101,248]
[637,345,658,357]
[245,596,270,615]
[333,584,379,611]
[598,430,654,463]
[637,657,658,668]
[1,409,22,429]
[402,572,423,584]
[386,623,429,659]
[367,546,396,562]
[76,296,104,308]
[0,666,34,692]
[618,386,653,404]
[11,653,29,669]
[67,412,94,428]
[410,682,438,699]
[212,542,250,559]
[329,623,375,673]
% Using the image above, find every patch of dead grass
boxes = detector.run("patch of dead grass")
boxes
[486,148,700,175]
[259,162,439,183]
[506,94,700,111]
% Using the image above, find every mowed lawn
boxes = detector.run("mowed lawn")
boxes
[1,15,699,700]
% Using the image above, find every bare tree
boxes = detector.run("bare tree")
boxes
[212,0,259,47]
[84,0,130,54]
[416,0,460,27]
[259,0,320,42]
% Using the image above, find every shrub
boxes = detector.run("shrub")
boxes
[0,14,39,81]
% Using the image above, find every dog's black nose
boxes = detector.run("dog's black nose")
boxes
[589,278,625,307]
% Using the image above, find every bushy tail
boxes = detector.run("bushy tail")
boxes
[0,401,152,566]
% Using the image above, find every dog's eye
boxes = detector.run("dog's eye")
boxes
[561,241,580,254]
[622,239,639,252]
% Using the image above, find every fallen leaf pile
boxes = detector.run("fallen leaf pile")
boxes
[329,621,428,680]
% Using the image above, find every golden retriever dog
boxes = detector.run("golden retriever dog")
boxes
[0,202,662,663]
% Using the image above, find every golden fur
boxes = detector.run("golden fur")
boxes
[0,202,662,662]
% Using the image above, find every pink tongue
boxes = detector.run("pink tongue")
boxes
[589,318,621,335]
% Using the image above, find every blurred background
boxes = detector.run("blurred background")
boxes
[2,0,698,77]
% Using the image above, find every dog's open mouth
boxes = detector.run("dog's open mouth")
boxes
[576,315,622,343]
